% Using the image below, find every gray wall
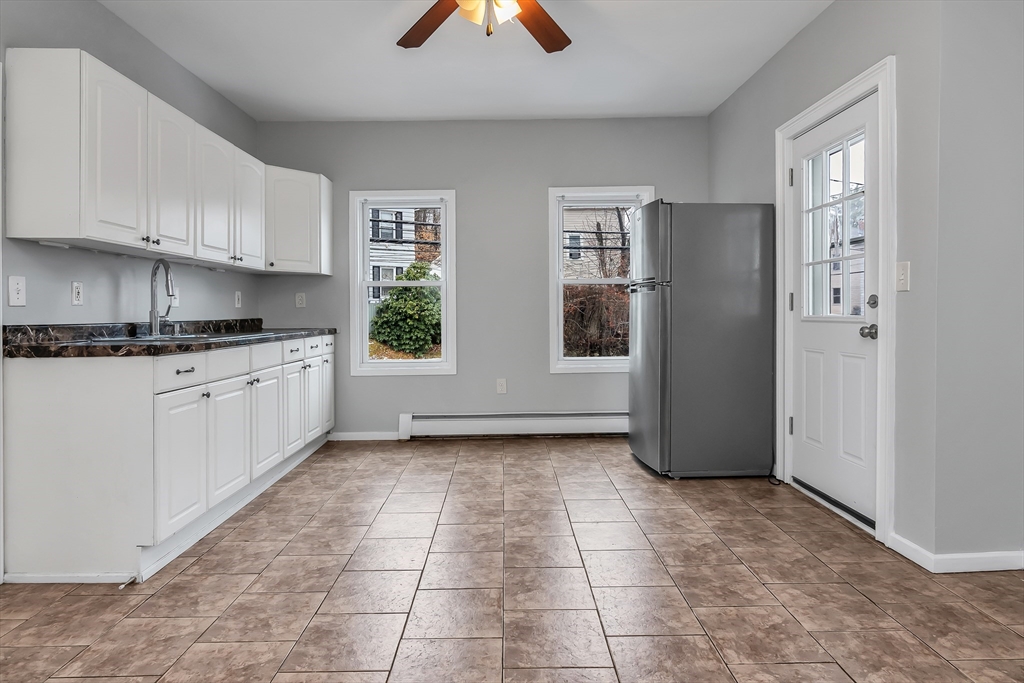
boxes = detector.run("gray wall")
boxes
[707,0,1023,556]
[256,118,709,434]
[933,1,1024,554]
[1,0,262,325]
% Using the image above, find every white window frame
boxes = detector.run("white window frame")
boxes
[349,189,456,376]
[549,186,654,374]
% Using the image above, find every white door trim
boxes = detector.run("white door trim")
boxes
[775,57,897,547]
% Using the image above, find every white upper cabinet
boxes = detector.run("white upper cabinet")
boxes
[6,49,148,248]
[148,95,195,257]
[266,166,333,275]
[234,149,266,269]
[195,125,235,264]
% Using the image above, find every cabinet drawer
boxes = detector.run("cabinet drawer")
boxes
[206,347,250,382]
[321,335,336,354]
[304,336,323,358]
[283,341,305,363]
[155,353,208,393]
[251,341,283,372]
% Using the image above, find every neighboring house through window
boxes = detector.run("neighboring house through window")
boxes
[350,190,456,375]
[549,186,654,373]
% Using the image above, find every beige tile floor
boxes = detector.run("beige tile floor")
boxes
[1,436,1022,682]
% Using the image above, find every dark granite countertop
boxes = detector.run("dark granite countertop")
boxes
[3,319,338,358]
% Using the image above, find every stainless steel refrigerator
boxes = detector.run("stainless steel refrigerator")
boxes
[628,201,774,477]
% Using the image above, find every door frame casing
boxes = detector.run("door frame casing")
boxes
[775,57,897,546]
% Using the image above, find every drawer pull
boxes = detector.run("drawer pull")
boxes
[310,344,318,349]
[201,391,211,398]
[176,366,196,375]
[290,347,300,353]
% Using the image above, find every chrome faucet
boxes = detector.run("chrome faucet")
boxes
[150,259,176,335]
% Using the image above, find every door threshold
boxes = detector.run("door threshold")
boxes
[792,476,875,529]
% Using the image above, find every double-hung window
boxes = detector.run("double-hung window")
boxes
[549,186,654,373]
[350,190,456,376]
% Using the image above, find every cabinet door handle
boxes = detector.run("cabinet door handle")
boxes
[142,236,150,243]
[201,391,211,398]
[324,358,329,365]
[237,256,243,262]
[255,377,260,384]
[246,379,256,386]
[152,238,161,246]
[176,366,196,375]
[269,262,275,267]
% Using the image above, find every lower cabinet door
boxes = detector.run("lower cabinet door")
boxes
[305,356,324,443]
[207,376,251,507]
[155,385,208,544]
[283,360,305,457]
[322,353,335,432]
[252,366,285,478]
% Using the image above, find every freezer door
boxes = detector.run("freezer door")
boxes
[628,282,670,473]
[633,200,672,283]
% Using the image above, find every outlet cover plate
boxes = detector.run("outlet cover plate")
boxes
[72,281,84,306]
[296,293,306,308]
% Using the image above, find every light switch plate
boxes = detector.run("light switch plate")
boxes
[896,261,911,292]
[72,282,84,306]
[8,276,26,307]
[171,286,181,308]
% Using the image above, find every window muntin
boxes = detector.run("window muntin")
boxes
[549,187,653,373]
[351,191,455,375]
[803,132,866,318]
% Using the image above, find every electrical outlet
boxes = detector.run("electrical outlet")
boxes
[896,261,911,292]
[295,292,306,308]
[8,276,26,307]
[171,286,181,308]
[72,281,84,306]
[235,291,242,308]
[496,378,507,394]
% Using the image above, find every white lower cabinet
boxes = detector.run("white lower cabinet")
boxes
[323,353,336,432]
[283,360,306,457]
[155,386,208,544]
[207,376,251,508]
[305,356,324,443]
[251,366,285,478]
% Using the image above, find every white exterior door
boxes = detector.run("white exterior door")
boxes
[82,52,148,247]
[283,361,305,457]
[304,357,324,443]
[207,376,250,507]
[147,94,195,256]
[195,125,234,263]
[154,386,207,543]
[235,149,265,269]
[266,166,319,273]
[252,366,285,478]
[791,94,879,522]
[322,354,336,432]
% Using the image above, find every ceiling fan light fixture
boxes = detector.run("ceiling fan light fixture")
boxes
[456,0,521,35]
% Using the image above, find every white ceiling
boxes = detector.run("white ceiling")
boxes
[100,0,830,122]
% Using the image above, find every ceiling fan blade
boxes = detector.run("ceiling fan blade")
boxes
[516,0,571,53]
[397,0,460,49]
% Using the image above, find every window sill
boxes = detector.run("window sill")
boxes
[351,361,456,377]
[550,360,629,374]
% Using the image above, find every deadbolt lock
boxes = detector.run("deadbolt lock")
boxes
[867,294,878,309]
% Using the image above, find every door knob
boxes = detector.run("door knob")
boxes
[859,324,878,340]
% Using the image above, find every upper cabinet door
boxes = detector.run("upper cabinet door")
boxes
[82,53,148,247]
[266,166,321,273]
[234,149,266,270]
[195,125,234,264]
[148,95,195,257]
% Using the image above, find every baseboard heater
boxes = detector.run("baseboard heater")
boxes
[398,411,628,440]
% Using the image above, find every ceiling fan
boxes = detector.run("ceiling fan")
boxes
[398,0,571,53]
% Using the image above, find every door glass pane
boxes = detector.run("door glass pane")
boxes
[807,264,825,316]
[561,206,633,279]
[848,136,865,194]
[848,257,865,316]
[827,204,843,258]
[562,284,629,357]
[806,209,824,262]
[809,153,823,208]
[846,196,865,255]
[830,261,843,315]
[367,285,443,360]
[828,147,844,201]
[368,206,442,279]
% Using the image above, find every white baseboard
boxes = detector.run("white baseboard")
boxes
[328,431,401,441]
[889,533,1024,574]
[2,572,136,584]
[398,411,628,440]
